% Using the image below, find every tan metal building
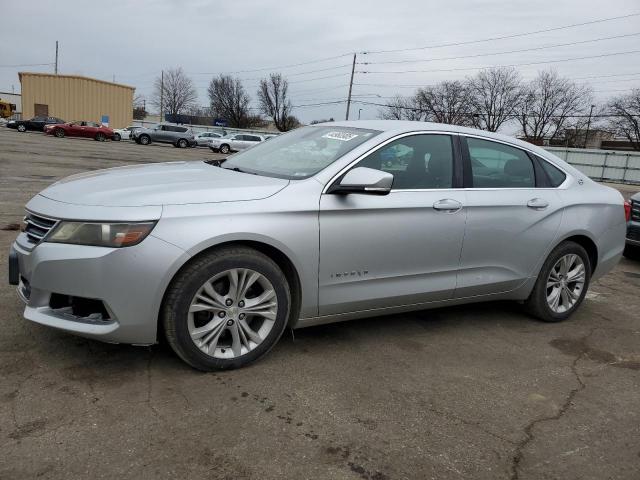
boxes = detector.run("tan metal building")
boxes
[19,72,134,128]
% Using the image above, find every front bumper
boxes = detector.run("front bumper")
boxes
[11,231,189,345]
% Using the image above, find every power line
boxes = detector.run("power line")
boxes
[359,49,640,75]
[360,32,640,66]
[0,62,54,68]
[362,12,640,55]
[189,63,352,80]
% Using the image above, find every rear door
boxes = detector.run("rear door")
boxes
[319,133,467,315]
[455,136,563,297]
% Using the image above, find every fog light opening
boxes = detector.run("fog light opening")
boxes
[49,294,111,321]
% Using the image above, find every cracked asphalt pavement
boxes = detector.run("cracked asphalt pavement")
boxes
[1,128,639,479]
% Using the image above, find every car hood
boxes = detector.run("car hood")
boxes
[38,161,289,207]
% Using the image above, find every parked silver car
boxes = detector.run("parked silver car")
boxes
[8,121,626,370]
[131,123,196,148]
[194,131,223,146]
[209,133,265,154]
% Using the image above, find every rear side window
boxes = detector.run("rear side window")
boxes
[538,158,567,187]
[466,137,535,188]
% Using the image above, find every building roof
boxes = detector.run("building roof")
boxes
[18,72,135,91]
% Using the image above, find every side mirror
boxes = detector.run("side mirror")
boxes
[329,167,393,195]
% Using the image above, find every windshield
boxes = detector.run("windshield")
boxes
[221,126,380,179]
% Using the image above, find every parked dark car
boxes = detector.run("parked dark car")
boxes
[625,194,640,259]
[44,121,115,141]
[7,116,65,132]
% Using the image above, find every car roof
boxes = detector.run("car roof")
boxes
[317,120,558,164]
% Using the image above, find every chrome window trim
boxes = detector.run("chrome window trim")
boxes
[322,130,574,194]
[322,130,458,194]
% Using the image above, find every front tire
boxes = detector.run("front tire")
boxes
[95,132,106,141]
[162,246,291,371]
[219,144,230,154]
[524,241,591,322]
[54,128,65,138]
[177,139,188,148]
[17,124,26,132]
[139,134,150,145]
[113,133,121,141]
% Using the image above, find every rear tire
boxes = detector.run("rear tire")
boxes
[524,241,591,322]
[54,128,65,138]
[17,124,26,132]
[219,144,230,154]
[162,246,291,371]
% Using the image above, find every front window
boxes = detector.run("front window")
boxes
[222,126,380,179]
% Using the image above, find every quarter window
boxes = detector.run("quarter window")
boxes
[466,138,535,188]
[538,158,567,187]
[358,134,454,189]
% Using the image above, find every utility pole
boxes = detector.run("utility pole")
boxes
[583,104,595,149]
[160,70,164,123]
[54,41,59,74]
[345,53,356,120]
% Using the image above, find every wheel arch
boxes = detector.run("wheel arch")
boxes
[157,238,303,342]
[555,232,598,272]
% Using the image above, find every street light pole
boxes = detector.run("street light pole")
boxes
[358,108,362,120]
[584,104,595,149]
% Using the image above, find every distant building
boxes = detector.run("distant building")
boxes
[18,72,134,128]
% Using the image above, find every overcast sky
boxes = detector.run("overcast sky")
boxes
[1,0,639,127]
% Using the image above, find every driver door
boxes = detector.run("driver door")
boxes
[318,133,467,316]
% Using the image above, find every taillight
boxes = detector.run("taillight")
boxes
[624,200,631,222]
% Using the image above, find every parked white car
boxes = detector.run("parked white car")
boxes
[209,133,265,154]
[194,131,223,146]
[113,126,142,141]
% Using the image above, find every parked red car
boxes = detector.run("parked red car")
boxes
[44,121,114,141]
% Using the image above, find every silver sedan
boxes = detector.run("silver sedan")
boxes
[9,121,626,370]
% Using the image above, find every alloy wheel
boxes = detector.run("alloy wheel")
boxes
[187,268,278,359]
[546,254,585,313]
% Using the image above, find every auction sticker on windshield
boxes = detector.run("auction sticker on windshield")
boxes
[323,131,359,141]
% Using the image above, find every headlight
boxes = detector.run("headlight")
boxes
[46,221,156,247]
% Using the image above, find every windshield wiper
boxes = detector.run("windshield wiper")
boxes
[204,158,227,167]
[222,166,258,175]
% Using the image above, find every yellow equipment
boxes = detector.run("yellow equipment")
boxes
[0,98,16,118]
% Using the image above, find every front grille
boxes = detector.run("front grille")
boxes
[23,212,58,244]
[631,200,640,222]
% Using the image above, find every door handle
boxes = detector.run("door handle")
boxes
[433,198,463,213]
[527,198,549,210]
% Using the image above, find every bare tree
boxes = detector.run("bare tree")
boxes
[151,67,197,116]
[415,81,473,126]
[378,94,426,121]
[208,75,254,128]
[607,89,640,150]
[467,67,523,132]
[133,93,146,120]
[257,73,296,131]
[518,70,593,144]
